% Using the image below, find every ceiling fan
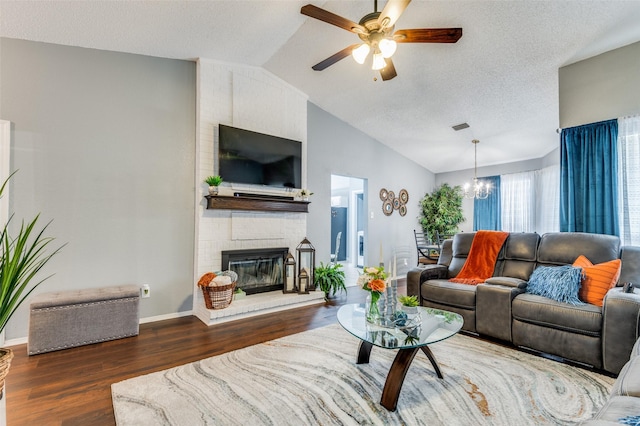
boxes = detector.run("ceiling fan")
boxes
[300,0,462,81]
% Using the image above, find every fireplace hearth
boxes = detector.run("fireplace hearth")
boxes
[221,248,288,295]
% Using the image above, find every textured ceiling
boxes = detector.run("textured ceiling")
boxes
[2,0,640,173]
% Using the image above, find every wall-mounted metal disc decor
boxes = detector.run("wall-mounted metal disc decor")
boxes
[382,199,393,216]
[399,189,409,204]
[380,188,409,216]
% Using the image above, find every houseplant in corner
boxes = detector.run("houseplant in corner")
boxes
[418,183,465,243]
[205,175,223,195]
[0,171,62,399]
[314,262,346,300]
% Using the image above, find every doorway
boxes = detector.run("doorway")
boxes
[330,175,366,286]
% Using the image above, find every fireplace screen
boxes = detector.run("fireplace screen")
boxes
[221,248,288,295]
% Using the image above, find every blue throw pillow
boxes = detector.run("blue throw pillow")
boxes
[526,265,585,305]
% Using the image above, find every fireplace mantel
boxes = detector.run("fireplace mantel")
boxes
[205,195,310,213]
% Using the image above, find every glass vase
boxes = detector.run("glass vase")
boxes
[365,292,382,324]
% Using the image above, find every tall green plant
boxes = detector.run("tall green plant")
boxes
[0,172,62,333]
[418,183,465,241]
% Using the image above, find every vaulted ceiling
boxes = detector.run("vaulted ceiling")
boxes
[2,1,640,173]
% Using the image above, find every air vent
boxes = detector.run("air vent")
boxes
[452,122,470,131]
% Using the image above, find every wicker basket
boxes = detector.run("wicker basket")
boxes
[0,347,13,400]
[198,270,238,310]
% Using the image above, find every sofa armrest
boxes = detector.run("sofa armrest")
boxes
[485,276,528,289]
[406,265,449,299]
[602,287,640,374]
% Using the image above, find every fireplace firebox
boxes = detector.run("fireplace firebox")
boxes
[221,248,288,295]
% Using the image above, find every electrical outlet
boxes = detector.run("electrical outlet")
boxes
[142,284,151,298]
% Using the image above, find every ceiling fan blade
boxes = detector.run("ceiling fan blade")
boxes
[380,58,397,81]
[377,0,411,29]
[394,28,463,43]
[312,44,360,71]
[301,4,367,34]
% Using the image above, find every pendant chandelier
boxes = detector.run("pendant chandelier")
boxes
[463,139,490,200]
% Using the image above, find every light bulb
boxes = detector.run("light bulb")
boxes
[351,43,370,64]
[372,51,386,70]
[379,38,397,58]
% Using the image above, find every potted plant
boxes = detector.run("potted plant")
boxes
[398,295,420,314]
[205,175,223,195]
[297,188,313,201]
[314,262,346,300]
[418,183,465,243]
[0,171,62,399]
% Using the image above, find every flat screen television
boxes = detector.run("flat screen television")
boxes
[218,124,302,189]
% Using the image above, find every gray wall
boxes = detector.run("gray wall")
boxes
[0,38,196,339]
[307,103,435,268]
[559,41,640,128]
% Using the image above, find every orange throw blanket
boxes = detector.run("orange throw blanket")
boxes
[449,230,509,285]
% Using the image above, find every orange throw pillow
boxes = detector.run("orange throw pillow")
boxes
[573,255,621,307]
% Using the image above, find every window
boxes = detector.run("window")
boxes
[618,115,640,245]
[501,171,535,232]
[498,166,559,234]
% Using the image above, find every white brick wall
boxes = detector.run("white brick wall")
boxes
[194,59,309,311]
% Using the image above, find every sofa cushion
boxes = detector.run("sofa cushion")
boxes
[421,279,476,310]
[513,293,602,336]
[573,255,622,307]
[537,232,620,266]
[526,265,584,305]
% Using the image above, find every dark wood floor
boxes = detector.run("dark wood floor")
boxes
[6,289,366,426]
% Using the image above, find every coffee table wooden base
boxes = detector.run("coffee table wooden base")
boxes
[357,340,444,411]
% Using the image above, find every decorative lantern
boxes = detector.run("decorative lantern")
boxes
[296,237,316,290]
[298,267,310,294]
[283,251,297,294]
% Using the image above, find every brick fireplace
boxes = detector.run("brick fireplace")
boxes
[193,59,323,327]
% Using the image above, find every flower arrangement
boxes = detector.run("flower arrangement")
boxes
[357,266,388,322]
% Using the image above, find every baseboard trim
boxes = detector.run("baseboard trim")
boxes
[4,311,194,348]
[139,310,193,324]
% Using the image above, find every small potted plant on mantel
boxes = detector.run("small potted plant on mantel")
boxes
[314,262,346,300]
[205,175,223,196]
[298,188,313,201]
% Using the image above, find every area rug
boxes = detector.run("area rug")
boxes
[111,324,614,425]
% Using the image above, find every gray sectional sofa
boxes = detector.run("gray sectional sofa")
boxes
[407,231,640,375]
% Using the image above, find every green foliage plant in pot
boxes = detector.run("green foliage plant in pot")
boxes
[0,171,62,399]
[205,175,223,195]
[398,295,420,314]
[418,183,465,243]
[314,262,346,300]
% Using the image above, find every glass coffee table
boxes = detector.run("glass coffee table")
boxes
[337,303,463,411]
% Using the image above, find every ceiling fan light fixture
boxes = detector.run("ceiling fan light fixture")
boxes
[352,43,371,64]
[379,38,397,58]
[371,50,385,70]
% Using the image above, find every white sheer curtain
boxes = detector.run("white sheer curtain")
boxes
[501,171,536,232]
[618,115,640,245]
[535,165,560,235]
